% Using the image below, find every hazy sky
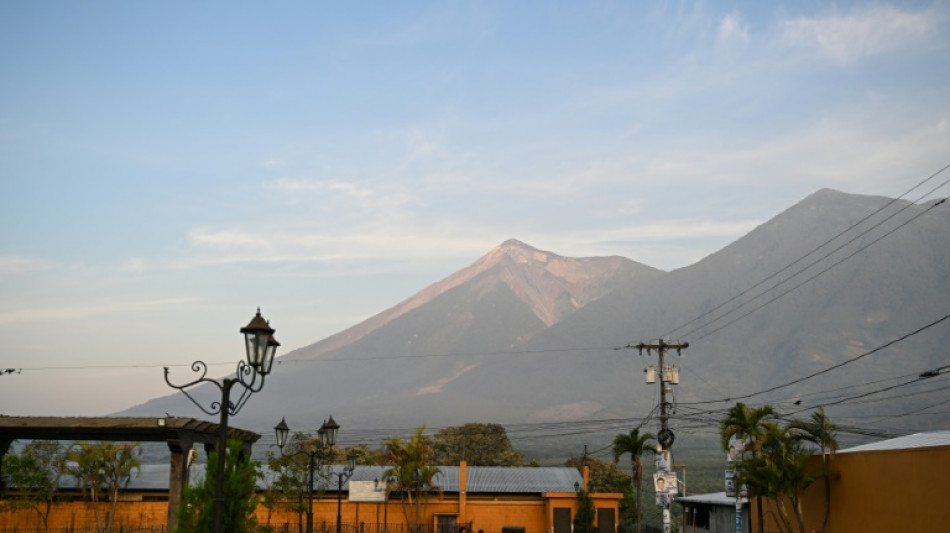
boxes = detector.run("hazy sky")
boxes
[1,1,948,416]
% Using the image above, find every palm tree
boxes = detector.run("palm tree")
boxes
[99,442,141,533]
[67,441,142,533]
[383,426,441,533]
[789,407,838,532]
[720,402,775,533]
[744,423,820,533]
[612,428,655,533]
[67,442,107,533]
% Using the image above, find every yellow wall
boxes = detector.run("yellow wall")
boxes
[0,500,168,530]
[757,444,950,533]
[1,492,618,533]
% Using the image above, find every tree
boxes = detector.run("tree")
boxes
[563,456,632,494]
[612,428,655,533]
[564,456,631,532]
[67,441,142,533]
[0,440,68,533]
[742,423,820,533]
[432,423,524,466]
[262,432,330,532]
[383,426,441,533]
[788,407,838,532]
[66,441,107,532]
[175,439,260,533]
[720,402,775,533]
[573,486,596,533]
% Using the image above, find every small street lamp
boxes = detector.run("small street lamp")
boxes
[274,416,339,533]
[164,308,279,533]
[334,450,357,533]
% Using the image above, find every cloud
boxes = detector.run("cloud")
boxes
[121,257,146,273]
[0,255,50,274]
[0,298,199,326]
[780,4,936,64]
[268,179,375,198]
[718,12,749,44]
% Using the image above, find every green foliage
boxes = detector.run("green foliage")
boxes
[572,488,596,533]
[788,407,838,532]
[617,486,637,531]
[175,439,260,533]
[563,456,631,494]
[66,441,142,533]
[383,426,441,533]
[720,402,776,533]
[263,432,326,518]
[1,440,69,533]
[722,406,838,533]
[612,428,655,533]
[432,423,525,466]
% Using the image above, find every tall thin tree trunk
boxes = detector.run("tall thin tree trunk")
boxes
[821,454,831,532]
[634,459,643,533]
[756,496,765,533]
[792,496,806,533]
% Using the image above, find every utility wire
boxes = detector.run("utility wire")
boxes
[688,197,946,342]
[664,162,950,340]
[679,311,950,406]
[12,171,949,374]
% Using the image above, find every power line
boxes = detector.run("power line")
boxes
[687,196,946,341]
[664,163,950,340]
[679,311,950,406]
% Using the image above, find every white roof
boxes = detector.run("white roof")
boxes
[838,430,950,454]
[676,492,747,506]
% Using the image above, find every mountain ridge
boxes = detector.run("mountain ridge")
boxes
[119,189,950,451]
[285,238,660,361]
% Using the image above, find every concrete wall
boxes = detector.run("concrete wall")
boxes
[0,492,617,533]
[757,444,950,533]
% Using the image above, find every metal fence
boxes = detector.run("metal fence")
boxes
[261,522,430,533]
[0,522,435,533]
[0,529,168,533]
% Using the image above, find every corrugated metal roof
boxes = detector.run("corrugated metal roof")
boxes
[838,431,950,454]
[675,492,747,506]
[465,466,581,493]
[102,464,582,493]
[347,466,582,493]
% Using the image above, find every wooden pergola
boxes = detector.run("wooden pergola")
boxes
[0,416,260,530]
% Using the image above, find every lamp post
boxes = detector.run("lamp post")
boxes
[164,308,279,533]
[274,416,339,533]
[334,451,357,533]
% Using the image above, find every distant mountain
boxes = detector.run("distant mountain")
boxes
[120,190,950,453]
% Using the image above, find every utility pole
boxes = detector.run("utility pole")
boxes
[634,339,688,449]
[631,339,688,533]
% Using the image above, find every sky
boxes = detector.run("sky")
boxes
[1,1,948,417]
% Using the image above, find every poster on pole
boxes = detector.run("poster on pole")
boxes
[655,449,671,472]
[348,480,386,502]
[727,437,746,463]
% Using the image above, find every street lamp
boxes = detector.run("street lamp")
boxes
[274,416,339,533]
[334,450,357,533]
[164,308,279,533]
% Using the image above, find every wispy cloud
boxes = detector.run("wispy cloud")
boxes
[718,12,749,44]
[0,298,199,326]
[268,179,375,198]
[780,4,937,64]
[0,255,50,274]
[121,257,146,273]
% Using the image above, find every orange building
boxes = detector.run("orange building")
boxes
[676,431,950,533]
[784,431,950,533]
[1,460,622,533]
